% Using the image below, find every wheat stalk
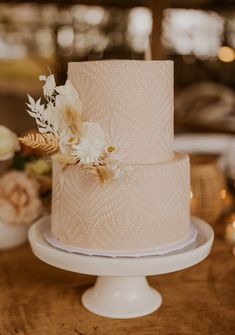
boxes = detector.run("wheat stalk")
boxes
[19,132,59,154]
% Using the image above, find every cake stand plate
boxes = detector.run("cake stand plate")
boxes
[28,217,214,319]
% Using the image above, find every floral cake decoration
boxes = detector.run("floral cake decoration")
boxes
[19,74,122,183]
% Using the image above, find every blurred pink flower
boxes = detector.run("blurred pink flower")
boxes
[0,171,43,225]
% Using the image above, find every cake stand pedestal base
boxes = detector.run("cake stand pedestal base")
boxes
[82,276,162,318]
[28,217,214,319]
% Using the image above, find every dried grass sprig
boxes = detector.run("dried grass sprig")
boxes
[89,166,113,183]
[19,132,59,155]
[96,167,113,183]
[53,153,78,167]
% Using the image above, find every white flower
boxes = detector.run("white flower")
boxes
[72,122,106,165]
[59,134,78,154]
[0,125,20,161]
[105,146,122,161]
[39,74,56,97]
[55,80,82,115]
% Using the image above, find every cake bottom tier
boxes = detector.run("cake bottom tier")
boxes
[51,153,190,250]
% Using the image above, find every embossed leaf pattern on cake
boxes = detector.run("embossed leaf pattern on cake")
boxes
[19,73,122,182]
[68,61,174,165]
[51,155,190,250]
[50,61,191,252]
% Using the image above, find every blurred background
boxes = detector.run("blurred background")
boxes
[1,0,235,236]
[0,0,234,135]
[0,2,235,327]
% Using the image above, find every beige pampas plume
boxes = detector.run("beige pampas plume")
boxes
[19,132,59,155]
[63,107,82,134]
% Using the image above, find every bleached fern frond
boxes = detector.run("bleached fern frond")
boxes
[19,132,59,154]
[26,95,56,135]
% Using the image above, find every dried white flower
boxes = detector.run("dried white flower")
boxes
[39,74,56,97]
[54,80,83,141]
[59,134,78,155]
[72,122,106,165]
[55,80,82,115]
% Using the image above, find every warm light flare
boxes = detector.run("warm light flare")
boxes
[220,188,227,200]
[218,46,235,63]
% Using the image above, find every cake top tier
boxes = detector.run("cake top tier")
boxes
[68,60,174,165]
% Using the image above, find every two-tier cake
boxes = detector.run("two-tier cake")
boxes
[50,60,190,251]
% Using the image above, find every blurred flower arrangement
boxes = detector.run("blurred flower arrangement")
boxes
[0,171,42,225]
[0,125,20,161]
[0,125,52,227]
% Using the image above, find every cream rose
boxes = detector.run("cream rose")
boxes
[0,126,20,161]
[0,171,43,225]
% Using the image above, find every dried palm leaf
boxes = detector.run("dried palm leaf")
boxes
[19,132,59,155]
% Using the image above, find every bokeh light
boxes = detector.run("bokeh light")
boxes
[127,7,152,53]
[57,26,74,48]
[85,6,106,25]
[218,46,235,62]
[162,9,224,59]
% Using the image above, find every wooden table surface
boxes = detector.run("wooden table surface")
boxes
[0,223,234,335]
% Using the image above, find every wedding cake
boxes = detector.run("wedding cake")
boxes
[52,60,190,250]
[21,60,190,251]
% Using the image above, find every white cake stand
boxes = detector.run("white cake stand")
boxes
[28,217,214,319]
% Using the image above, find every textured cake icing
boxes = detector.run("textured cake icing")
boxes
[68,60,174,164]
[52,154,189,249]
[51,60,190,251]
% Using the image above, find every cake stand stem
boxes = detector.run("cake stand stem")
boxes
[81,276,162,319]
